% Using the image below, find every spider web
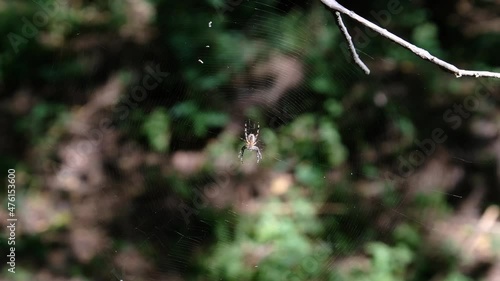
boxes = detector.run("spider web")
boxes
[106,1,494,280]
[104,1,491,280]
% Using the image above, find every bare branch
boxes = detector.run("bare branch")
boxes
[321,0,500,79]
[334,12,370,75]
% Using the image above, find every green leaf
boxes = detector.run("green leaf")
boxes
[142,108,170,152]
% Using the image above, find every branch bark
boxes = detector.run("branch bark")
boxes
[334,12,370,75]
[321,0,500,79]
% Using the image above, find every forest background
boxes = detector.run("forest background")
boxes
[1,0,500,280]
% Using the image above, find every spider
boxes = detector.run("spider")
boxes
[239,121,263,163]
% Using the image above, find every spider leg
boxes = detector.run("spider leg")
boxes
[244,122,248,140]
[239,145,246,163]
[255,123,260,139]
[255,147,262,163]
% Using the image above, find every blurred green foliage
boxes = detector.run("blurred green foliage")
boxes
[201,193,333,281]
[1,0,499,280]
[142,108,171,152]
